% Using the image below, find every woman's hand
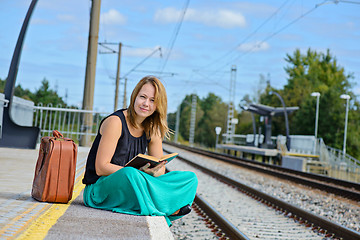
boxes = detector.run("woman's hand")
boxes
[139,161,167,177]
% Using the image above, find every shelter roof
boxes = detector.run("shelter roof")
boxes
[243,103,299,116]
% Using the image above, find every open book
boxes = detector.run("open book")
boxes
[125,152,178,169]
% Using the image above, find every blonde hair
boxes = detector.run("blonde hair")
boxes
[127,76,170,139]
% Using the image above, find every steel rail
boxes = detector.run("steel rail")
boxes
[166,149,360,240]
[194,195,250,240]
[166,168,248,239]
[165,142,360,201]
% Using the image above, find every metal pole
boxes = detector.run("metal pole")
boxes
[311,92,321,139]
[269,91,290,150]
[80,0,101,146]
[315,94,320,139]
[174,104,180,143]
[189,94,197,147]
[122,77,127,109]
[226,66,236,144]
[114,42,122,111]
[251,113,257,146]
[343,97,350,155]
[311,92,320,154]
[340,94,350,155]
[215,127,221,149]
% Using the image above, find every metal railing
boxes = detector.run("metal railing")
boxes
[33,103,110,142]
[0,98,9,107]
[318,138,360,170]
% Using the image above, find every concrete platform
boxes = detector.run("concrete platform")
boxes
[218,144,279,157]
[0,146,174,239]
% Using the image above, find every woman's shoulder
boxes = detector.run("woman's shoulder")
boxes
[149,128,161,142]
[99,115,122,136]
[111,109,126,118]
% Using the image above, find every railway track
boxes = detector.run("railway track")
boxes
[165,142,360,201]
[165,143,360,240]
[192,195,249,240]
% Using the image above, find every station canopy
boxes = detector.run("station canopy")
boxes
[244,103,299,116]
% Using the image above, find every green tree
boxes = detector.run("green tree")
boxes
[14,84,33,100]
[0,78,33,100]
[167,111,176,132]
[0,78,5,93]
[172,93,228,147]
[0,78,65,106]
[196,93,227,147]
[30,78,66,107]
[178,94,203,143]
[236,110,255,135]
[236,94,259,135]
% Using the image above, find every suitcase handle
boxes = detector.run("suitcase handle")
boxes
[52,130,64,138]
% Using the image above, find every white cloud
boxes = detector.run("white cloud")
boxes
[101,9,127,25]
[57,14,76,22]
[154,7,246,29]
[31,18,50,25]
[154,7,179,23]
[237,41,270,52]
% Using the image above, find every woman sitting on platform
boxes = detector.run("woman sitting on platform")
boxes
[82,75,198,226]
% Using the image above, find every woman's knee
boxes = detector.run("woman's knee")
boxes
[182,171,198,185]
[184,171,197,179]
[113,167,142,181]
[119,166,139,175]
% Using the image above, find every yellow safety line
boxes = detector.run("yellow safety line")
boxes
[15,171,85,240]
[0,203,42,236]
[0,159,86,239]
[285,152,320,158]
[0,204,50,240]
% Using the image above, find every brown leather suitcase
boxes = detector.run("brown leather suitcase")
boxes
[31,130,78,203]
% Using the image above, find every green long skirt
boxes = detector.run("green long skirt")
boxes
[83,167,198,226]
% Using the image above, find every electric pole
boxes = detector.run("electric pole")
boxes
[115,43,122,110]
[189,93,197,147]
[98,42,122,111]
[80,0,101,146]
[122,77,127,108]
[226,65,237,144]
[174,104,180,143]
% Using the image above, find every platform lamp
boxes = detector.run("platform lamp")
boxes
[340,94,351,155]
[310,92,320,139]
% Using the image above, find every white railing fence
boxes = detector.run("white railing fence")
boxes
[318,138,360,171]
[33,103,110,142]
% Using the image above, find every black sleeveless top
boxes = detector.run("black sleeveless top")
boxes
[82,109,150,185]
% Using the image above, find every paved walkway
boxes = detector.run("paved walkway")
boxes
[0,146,174,240]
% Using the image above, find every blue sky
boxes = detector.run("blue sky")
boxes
[1,0,359,114]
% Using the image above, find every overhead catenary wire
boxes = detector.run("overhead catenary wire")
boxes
[98,42,160,81]
[132,69,177,77]
[159,0,190,74]
[198,0,293,70]
[122,47,162,79]
[332,0,360,4]
[186,0,330,104]
[200,0,328,78]
[228,0,329,65]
